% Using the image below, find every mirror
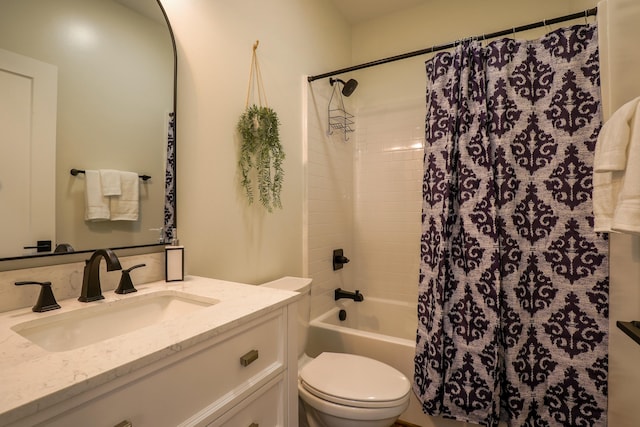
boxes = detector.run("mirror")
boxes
[0,0,176,261]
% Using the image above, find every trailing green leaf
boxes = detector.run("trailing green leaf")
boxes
[237,105,285,212]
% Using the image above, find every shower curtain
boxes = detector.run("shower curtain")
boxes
[415,24,608,427]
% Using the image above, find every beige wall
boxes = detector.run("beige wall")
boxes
[160,0,351,284]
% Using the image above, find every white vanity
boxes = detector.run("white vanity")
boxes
[0,276,301,427]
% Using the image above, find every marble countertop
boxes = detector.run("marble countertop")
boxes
[0,276,300,425]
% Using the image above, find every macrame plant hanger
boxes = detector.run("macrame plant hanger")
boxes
[237,40,284,213]
[246,40,268,110]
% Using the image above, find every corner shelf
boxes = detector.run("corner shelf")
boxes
[616,320,640,346]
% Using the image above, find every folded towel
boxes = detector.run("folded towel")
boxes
[84,170,110,221]
[110,171,139,221]
[99,169,122,196]
[593,97,640,233]
[612,101,640,234]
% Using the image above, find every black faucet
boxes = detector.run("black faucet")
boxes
[78,249,122,302]
[334,288,364,302]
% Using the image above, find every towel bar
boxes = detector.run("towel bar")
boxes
[70,168,151,181]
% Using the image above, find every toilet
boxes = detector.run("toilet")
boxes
[261,277,410,427]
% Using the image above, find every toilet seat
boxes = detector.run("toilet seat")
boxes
[299,352,410,409]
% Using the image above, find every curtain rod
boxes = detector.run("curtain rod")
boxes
[307,7,597,82]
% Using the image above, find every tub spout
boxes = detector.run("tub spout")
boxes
[334,288,364,302]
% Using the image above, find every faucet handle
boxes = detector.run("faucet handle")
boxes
[115,264,146,294]
[15,281,61,312]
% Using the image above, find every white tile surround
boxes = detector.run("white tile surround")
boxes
[306,83,355,318]
[354,99,424,304]
[307,80,424,316]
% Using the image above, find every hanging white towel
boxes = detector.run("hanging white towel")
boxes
[110,171,139,221]
[593,97,640,233]
[84,170,110,221]
[99,169,122,196]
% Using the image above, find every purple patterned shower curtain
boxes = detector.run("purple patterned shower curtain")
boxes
[415,24,608,427]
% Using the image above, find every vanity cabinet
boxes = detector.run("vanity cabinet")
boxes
[8,305,298,427]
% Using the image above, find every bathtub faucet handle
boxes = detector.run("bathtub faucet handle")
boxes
[333,249,350,270]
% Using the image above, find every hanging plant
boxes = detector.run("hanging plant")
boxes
[237,41,285,212]
[237,104,284,212]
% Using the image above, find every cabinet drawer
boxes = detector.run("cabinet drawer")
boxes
[41,311,284,427]
[206,311,283,398]
[207,375,284,427]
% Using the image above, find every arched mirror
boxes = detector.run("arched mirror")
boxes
[0,0,176,262]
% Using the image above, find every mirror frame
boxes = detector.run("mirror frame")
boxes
[0,0,177,269]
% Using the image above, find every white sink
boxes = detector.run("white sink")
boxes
[11,291,219,352]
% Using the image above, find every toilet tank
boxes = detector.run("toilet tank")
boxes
[260,277,312,358]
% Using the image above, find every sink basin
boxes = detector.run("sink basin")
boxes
[11,291,219,352]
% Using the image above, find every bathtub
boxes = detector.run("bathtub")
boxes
[306,297,468,427]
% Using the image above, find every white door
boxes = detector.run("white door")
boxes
[0,48,57,258]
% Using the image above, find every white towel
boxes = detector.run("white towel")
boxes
[593,97,640,233]
[84,170,110,221]
[99,169,122,196]
[110,171,139,221]
[595,0,640,234]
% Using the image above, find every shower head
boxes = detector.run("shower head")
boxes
[330,77,358,97]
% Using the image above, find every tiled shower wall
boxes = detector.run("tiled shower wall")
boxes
[307,79,425,316]
[353,99,424,304]
[306,82,355,318]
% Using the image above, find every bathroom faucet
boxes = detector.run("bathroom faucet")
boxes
[78,249,122,302]
[334,288,364,302]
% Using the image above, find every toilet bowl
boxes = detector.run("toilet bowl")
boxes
[260,277,410,427]
[299,352,410,427]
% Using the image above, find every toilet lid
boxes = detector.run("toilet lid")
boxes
[299,352,410,408]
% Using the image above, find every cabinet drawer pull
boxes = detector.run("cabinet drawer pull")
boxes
[114,421,132,427]
[240,349,259,366]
